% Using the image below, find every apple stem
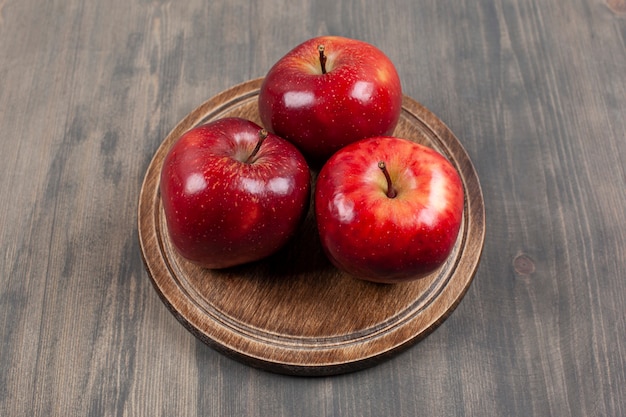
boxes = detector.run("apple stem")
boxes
[318,45,327,74]
[378,161,397,198]
[245,129,269,164]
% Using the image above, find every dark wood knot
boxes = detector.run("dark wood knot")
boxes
[513,254,535,275]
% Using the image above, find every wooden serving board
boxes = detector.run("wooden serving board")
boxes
[138,78,485,376]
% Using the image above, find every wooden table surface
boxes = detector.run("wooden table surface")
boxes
[1,0,625,415]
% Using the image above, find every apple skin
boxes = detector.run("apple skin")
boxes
[160,117,311,269]
[314,136,464,283]
[258,36,403,161]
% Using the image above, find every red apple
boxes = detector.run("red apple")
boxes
[314,136,464,283]
[160,117,311,269]
[258,36,403,161]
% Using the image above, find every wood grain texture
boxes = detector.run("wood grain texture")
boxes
[0,0,625,415]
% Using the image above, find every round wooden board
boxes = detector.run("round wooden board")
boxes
[138,78,485,376]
